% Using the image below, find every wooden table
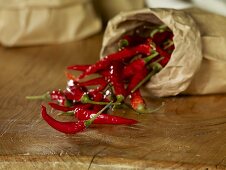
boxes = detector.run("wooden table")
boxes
[0,33,226,170]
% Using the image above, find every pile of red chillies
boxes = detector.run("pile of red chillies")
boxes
[27,24,174,134]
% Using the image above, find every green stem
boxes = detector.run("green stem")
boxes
[118,39,129,49]
[125,102,164,114]
[144,51,159,63]
[26,92,50,101]
[150,24,168,37]
[164,40,174,50]
[135,103,164,114]
[131,62,162,93]
[131,69,156,94]
[84,102,112,127]
[81,94,121,105]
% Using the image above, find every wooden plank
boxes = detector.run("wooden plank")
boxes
[0,33,226,169]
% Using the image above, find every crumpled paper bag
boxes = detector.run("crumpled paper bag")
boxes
[100,8,226,96]
[0,0,102,46]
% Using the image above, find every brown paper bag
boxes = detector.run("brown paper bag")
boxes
[0,0,101,46]
[100,8,226,96]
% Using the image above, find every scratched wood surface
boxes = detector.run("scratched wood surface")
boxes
[0,33,226,170]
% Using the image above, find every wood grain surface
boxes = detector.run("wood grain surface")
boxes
[0,33,226,170]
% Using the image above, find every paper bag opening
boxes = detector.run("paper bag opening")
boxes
[101,8,202,97]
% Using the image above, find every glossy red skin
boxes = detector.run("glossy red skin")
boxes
[105,62,127,97]
[50,90,67,106]
[156,46,171,59]
[123,58,146,78]
[130,89,146,111]
[153,31,173,46]
[64,85,85,101]
[127,67,148,93]
[88,91,105,111]
[79,77,107,92]
[48,102,91,112]
[41,105,86,134]
[75,108,138,125]
[77,44,151,80]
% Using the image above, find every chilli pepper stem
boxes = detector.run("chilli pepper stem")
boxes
[26,92,50,100]
[150,24,168,37]
[131,70,156,94]
[144,51,159,63]
[131,62,163,93]
[128,102,165,114]
[163,40,174,50]
[81,94,121,105]
[84,102,112,127]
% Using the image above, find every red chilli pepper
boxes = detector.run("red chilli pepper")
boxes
[75,108,138,125]
[26,90,68,106]
[118,35,146,49]
[77,44,151,80]
[159,56,170,67]
[50,90,67,104]
[65,83,116,106]
[130,89,146,112]
[127,66,149,93]
[88,91,105,111]
[48,102,91,112]
[41,105,86,134]
[156,46,171,59]
[105,62,127,99]
[78,77,108,92]
[65,71,77,81]
[89,91,103,101]
[42,103,111,134]
[153,31,173,46]
[123,51,158,78]
[65,85,85,101]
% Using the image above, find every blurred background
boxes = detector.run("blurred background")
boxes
[0,0,225,47]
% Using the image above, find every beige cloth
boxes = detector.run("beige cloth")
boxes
[101,8,226,96]
[0,0,102,46]
[93,0,145,23]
